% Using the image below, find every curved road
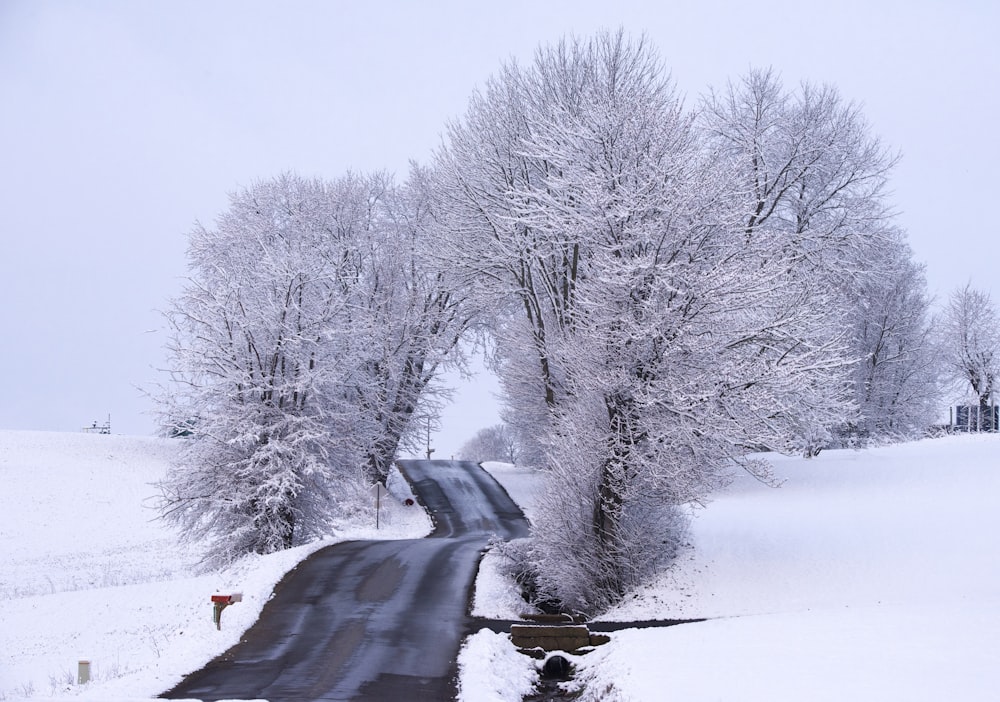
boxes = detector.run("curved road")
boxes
[161,460,529,702]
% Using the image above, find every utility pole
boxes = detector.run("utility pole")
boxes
[425,416,435,460]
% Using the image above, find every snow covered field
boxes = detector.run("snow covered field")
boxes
[0,430,431,701]
[472,435,1000,701]
[2,430,998,700]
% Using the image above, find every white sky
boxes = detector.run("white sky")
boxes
[1,0,997,454]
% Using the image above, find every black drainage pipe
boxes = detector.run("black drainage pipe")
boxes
[541,654,572,680]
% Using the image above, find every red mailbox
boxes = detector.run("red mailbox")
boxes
[210,592,242,629]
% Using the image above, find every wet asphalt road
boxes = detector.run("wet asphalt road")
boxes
[160,460,529,702]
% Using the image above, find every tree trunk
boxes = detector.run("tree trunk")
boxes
[591,391,645,601]
[979,393,995,432]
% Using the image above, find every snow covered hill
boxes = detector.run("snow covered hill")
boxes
[0,430,430,700]
[2,430,998,701]
[473,435,1000,701]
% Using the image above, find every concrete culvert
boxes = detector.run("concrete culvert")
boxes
[541,654,572,680]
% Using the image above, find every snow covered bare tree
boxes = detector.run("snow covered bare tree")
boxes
[938,284,1000,430]
[158,171,471,565]
[435,35,880,614]
[158,174,358,564]
[842,234,939,442]
[343,167,474,482]
[700,67,904,453]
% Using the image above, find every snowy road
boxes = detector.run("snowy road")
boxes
[160,460,529,702]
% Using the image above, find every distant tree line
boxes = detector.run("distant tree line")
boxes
[458,424,522,465]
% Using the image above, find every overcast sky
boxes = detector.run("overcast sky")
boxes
[1,0,997,456]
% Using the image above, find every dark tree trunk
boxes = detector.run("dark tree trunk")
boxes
[592,391,646,601]
[978,393,995,432]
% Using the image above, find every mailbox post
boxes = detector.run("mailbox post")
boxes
[211,592,242,630]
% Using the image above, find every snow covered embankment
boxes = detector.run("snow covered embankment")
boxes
[468,437,1000,702]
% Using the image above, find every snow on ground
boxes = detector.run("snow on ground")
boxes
[0,430,430,701]
[468,461,542,621]
[4,432,999,701]
[477,436,1000,701]
[479,461,542,524]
